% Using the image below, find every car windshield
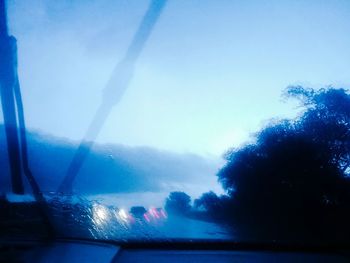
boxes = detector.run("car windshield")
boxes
[1,0,350,245]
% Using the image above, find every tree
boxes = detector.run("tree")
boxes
[216,87,350,241]
[130,206,147,218]
[194,191,229,213]
[287,86,350,175]
[193,191,231,221]
[194,191,220,212]
[165,191,191,215]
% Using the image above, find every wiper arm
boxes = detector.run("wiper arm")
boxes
[0,0,54,237]
[58,0,168,193]
[0,0,23,195]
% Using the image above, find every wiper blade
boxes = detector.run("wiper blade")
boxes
[0,0,54,238]
[0,0,24,195]
[58,0,168,193]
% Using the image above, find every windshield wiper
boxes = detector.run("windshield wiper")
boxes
[0,0,23,195]
[0,0,54,237]
[58,0,168,193]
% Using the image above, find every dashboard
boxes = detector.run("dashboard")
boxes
[1,239,349,263]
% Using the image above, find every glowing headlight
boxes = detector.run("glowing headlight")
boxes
[118,208,129,222]
[92,204,109,225]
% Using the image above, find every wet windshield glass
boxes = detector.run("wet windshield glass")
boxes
[1,0,350,244]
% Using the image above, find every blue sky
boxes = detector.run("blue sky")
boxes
[4,0,350,157]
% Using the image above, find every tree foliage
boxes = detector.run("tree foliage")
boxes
[129,206,147,218]
[213,87,350,240]
[165,191,191,215]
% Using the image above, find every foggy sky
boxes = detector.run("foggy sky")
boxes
[4,0,350,157]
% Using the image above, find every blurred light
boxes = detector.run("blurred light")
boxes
[144,207,167,223]
[118,208,129,222]
[160,209,167,219]
[149,207,159,218]
[92,204,109,225]
[143,213,151,222]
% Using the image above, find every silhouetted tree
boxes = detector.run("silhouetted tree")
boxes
[287,86,350,175]
[215,87,350,242]
[130,206,147,218]
[194,191,220,212]
[194,191,229,213]
[165,191,191,215]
